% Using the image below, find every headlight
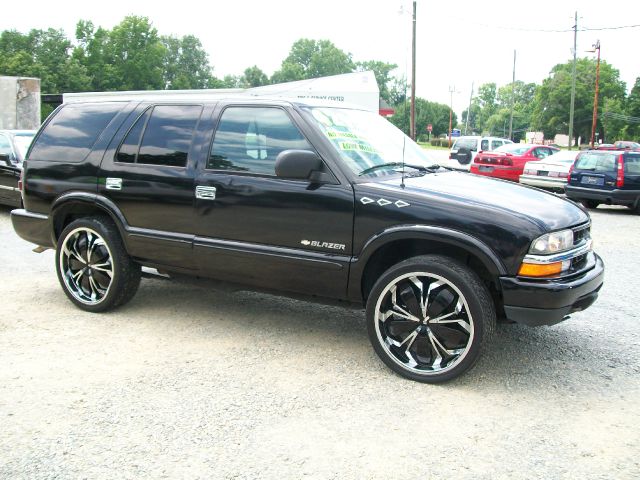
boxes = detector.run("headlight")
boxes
[530,230,574,255]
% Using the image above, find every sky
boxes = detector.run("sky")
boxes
[2,0,639,118]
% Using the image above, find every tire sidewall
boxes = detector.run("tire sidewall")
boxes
[55,217,123,313]
[366,256,488,383]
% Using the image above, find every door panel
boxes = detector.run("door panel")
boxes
[193,105,354,299]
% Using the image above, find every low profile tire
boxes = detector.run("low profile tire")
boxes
[581,199,600,209]
[366,255,495,383]
[55,216,141,312]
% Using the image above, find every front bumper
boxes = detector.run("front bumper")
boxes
[11,209,54,247]
[565,185,640,207]
[500,252,604,326]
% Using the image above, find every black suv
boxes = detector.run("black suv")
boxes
[566,149,640,213]
[11,98,604,382]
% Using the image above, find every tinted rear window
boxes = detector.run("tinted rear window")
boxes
[30,103,123,162]
[575,152,617,172]
[453,138,477,150]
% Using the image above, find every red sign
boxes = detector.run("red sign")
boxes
[427,124,433,132]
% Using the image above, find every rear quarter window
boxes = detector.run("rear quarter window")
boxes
[29,103,124,163]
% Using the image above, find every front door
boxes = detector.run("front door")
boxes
[193,105,354,299]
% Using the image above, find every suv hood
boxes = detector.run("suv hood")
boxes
[361,170,588,231]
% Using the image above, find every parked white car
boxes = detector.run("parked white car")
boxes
[519,150,579,191]
[444,136,513,171]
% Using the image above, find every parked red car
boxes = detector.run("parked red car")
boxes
[470,144,560,182]
[596,141,640,151]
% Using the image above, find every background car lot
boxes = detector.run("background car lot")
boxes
[1,204,638,479]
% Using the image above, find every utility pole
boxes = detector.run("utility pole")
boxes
[568,11,578,150]
[589,40,601,148]
[508,50,516,140]
[464,81,474,135]
[410,0,417,141]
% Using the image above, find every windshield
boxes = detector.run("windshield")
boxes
[494,144,530,155]
[452,137,478,151]
[545,151,578,164]
[305,107,435,177]
[13,133,35,160]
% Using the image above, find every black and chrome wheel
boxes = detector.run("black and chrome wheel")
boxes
[366,255,495,383]
[56,216,141,312]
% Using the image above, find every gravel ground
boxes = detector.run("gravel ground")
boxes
[1,203,639,479]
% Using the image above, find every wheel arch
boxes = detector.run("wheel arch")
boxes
[351,226,506,304]
[51,192,128,244]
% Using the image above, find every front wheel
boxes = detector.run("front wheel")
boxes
[56,216,141,312]
[366,255,495,383]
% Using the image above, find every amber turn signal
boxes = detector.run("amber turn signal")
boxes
[518,261,563,277]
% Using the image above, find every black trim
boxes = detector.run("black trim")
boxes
[194,236,348,271]
[10,209,53,247]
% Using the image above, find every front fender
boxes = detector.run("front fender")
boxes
[347,224,507,302]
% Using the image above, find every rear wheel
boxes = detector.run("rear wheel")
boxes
[56,216,141,312]
[366,255,495,383]
[581,199,600,209]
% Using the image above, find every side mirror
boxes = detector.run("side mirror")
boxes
[275,150,329,182]
[0,153,11,166]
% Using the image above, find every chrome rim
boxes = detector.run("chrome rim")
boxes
[59,227,114,305]
[374,272,474,375]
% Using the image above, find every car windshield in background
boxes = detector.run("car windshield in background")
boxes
[453,138,477,150]
[14,134,35,160]
[575,152,617,171]
[306,107,434,177]
[495,144,530,155]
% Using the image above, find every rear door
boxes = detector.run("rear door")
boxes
[99,103,208,270]
[623,153,640,191]
[192,103,354,299]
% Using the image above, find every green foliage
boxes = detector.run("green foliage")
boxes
[161,35,213,89]
[531,58,626,145]
[271,39,354,83]
[389,98,455,138]
[356,60,397,104]
[241,66,270,88]
[625,77,640,140]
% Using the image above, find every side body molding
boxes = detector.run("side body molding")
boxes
[347,224,508,302]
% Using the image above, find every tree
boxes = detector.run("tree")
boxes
[161,35,213,89]
[625,77,640,140]
[356,60,397,105]
[389,97,455,138]
[241,66,269,88]
[531,58,626,145]
[271,39,354,83]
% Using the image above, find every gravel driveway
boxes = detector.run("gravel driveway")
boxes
[1,204,638,479]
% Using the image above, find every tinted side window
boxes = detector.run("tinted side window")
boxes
[29,103,123,162]
[208,107,312,175]
[480,139,489,151]
[136,105,202,167]
[491,140,502,150]
[0,135,13,159]
[116,109,151,163]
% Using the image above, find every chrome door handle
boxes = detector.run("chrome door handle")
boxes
[105,177,122,190]
[195,186,217,200]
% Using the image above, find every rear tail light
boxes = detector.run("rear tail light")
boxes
[557,172,568,178]
[18,168,24,192]
[524,168,535,175]
[497,157,512,166]
[616,154,624,187]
